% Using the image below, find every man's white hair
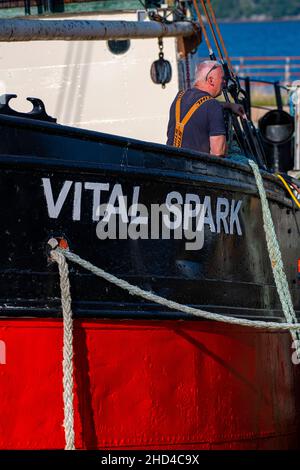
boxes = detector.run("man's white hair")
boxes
[193,60,222,84]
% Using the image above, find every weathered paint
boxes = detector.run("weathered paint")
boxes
[0,318,299,450]
[0,19,197,42]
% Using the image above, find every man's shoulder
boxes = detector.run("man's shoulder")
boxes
[185,89,221,107]
[181,88,212,110]
[173,88,215,102]
[185,88,211,99]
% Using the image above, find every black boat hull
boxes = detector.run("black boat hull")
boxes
[0,114,299,450]
[0,114,298,321]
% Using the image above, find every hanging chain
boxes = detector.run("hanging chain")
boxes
[185,53,191,89]
[158,37,164,59]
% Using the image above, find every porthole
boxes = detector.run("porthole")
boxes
[107,39,131,55]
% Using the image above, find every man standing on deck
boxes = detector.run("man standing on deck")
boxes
[166,60,245,156]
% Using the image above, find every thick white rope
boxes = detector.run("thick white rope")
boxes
[48,159,300,451]
[52,248,300,332]
[50,250,75,451]
[248,159,300,343]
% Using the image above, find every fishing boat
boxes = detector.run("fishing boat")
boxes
[0,0,300,451]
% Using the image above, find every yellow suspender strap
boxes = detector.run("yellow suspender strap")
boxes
[276,173,300,209]
[173,92,213,148]
[173,91,185,148]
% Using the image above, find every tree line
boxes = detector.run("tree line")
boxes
[211,0,300,19]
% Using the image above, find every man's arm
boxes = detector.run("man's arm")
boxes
[210,135,227,156]
[221,102,246,119]
[207,99,227,156]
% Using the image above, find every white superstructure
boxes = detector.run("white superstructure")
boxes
[0,10,188,143]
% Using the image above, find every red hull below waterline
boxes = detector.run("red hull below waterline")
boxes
[0,318,299,450]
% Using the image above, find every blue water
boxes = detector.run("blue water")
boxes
[197,20,300,83]
[198,20,300,57]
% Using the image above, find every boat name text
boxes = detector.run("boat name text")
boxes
[42,178,243,250]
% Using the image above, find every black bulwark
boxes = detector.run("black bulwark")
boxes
[0,98,298,322]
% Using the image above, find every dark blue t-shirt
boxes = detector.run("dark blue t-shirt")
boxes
[166,88,226,153]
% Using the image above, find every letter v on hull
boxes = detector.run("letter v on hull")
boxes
[42,178,73,219]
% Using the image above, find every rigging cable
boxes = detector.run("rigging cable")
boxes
[196,0,267,169]
[191,0,214,59]
[191,0,250,158]
[205,0,235,77]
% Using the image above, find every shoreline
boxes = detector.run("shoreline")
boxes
[217,16,300,24]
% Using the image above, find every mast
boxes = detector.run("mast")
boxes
[0,18,198,41]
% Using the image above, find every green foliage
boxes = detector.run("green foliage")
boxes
[210,0,300,19]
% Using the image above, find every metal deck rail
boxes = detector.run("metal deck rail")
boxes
[198,56,300,85]
[232,56,300,85]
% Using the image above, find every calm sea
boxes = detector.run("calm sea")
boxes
[198,20,300,57]
[197,20,300,83]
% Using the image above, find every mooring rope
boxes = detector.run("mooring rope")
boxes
[248,159,300,344]
[49,158,300,450]
[50,249,75,451]
[51,247,300,331]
